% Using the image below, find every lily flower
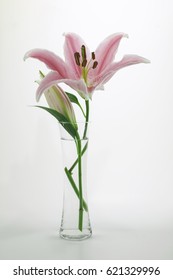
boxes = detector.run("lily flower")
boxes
[24,32,149,100]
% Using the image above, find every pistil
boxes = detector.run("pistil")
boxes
[81,45,86,60]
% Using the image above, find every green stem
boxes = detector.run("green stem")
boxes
[79,103,86,118]
[64,167,88,212]
[76,133,83,231]
[69,142,88,173]
[83,100,89,139]
[67,100,89,174]
[63,100,90,232]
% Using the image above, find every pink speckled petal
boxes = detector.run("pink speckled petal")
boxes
[64,32,90,78]
[92,55,150,87]
[24,49,67,77]
[36,71,89,101]
[94,33,128,75]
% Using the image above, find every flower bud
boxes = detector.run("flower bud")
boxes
[38,71,77,128]
[44,85,77,128]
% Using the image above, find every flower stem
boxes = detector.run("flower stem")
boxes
[83,100,89,139]
[64,101,90,232]
[68,100,90,174]
[68,142,88,173]
[64,167,88,211]
[76,133,83,231]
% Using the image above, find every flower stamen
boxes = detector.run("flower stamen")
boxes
[91,52,95,60]
[74,46,98,85]
[92,61,98,69]
[74,52,81,66]
[82,59,87,67]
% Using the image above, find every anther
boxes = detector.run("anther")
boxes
[92,61,98,69]
[82,59,87,67]
[91,52,95,60]
[74,52,80,66]
[81,45,86,60]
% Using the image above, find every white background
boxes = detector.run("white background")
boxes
[0,0,173,259]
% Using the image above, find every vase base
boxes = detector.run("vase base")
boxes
[59,228,92,241]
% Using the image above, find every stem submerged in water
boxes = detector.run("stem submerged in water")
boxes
[76,133,83,231]
[64,167,88,211]
[68,142,88,173]
[63,100,90,232]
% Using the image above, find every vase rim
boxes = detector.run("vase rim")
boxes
[61,121,90,125]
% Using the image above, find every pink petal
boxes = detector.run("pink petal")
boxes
[24,49,67,78]
[63,32,90,79]
[36,71,89,101]
[94,33,128,75]
[92,55,150,88]
[36,71,61,102]
[112,55,150,71]
[65,79,89,99]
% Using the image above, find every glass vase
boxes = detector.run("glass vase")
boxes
[59,122,92,240]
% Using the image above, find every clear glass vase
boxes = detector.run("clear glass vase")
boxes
[59,122,92,240]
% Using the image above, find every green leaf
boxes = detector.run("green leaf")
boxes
[39,70,45,79]
[65,92,86,118]
[36,106,77,139]
[65,92,80,105]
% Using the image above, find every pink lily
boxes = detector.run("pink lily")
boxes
[24,32,149,100]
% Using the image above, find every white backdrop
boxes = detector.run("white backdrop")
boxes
[0,0,173,259]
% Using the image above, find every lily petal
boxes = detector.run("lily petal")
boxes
[24,49,67,77]
[63,32,90,78]
[94,33,128,75]
[112,54,150,71]
[92,55,150,87]
[64,78,89,100]
[36,71,61,102]
[36,71,89,101]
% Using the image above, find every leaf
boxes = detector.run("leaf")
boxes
[65,92,80,105]
[35,106,77,139]
[65,92,86,117]
[39,70,45,79]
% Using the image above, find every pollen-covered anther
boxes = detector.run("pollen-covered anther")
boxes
[91,52,95,60]
[92,61,98,69]
[74,52,80,66]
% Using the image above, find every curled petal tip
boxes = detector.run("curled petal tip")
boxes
[123,33,129,39]
[36,94,40,103]
[63,32,71,37]
[143,58,151,63]
[36,94,39,102]
[23,52,29,61]
[139,56,150,64]
[23,50,33,61]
